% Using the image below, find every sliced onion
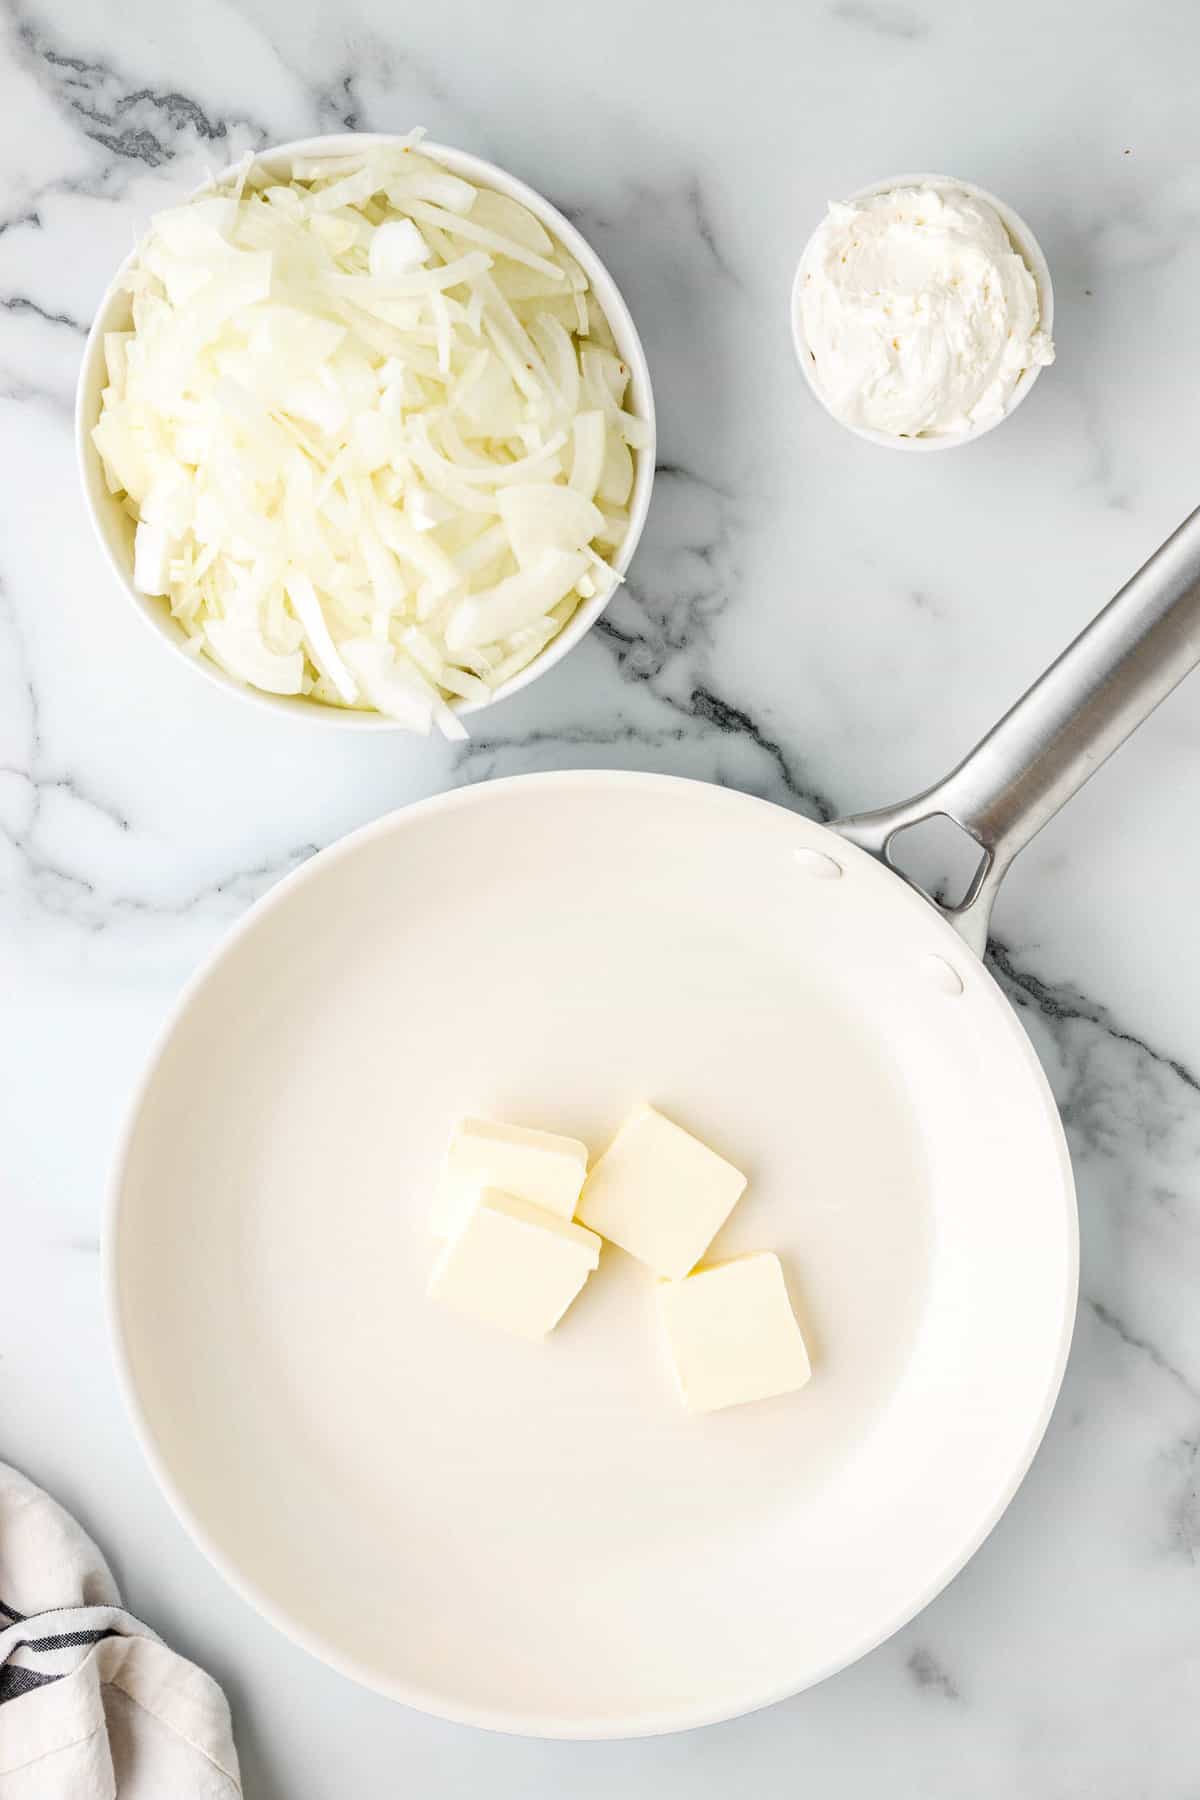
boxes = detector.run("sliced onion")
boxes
[444,549,588,652]
[92,140,646,734]
[568,410,607,499]
[340,639,434,730]
[369,218,431,277]
[496,485,602,567]
[284,570,358,703]
[205,620,304,695]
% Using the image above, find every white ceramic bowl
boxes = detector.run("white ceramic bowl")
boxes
[75,133,656,730]
[791,172,1054,453]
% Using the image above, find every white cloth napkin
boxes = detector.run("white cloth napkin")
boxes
[0,1463,240,1798]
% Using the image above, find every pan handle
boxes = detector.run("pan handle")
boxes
[831,505,1200,957]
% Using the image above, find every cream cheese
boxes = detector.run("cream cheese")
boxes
[799,185,1054,438]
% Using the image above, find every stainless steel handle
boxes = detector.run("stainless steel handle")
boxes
[832,506,1200,957]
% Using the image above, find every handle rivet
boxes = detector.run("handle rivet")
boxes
[793,848,843,880]
[922,953,965,996]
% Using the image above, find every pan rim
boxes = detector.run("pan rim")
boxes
[104,770,1079,1738]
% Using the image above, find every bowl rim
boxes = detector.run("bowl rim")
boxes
[75,131,656,731]
[789,171,1055,454]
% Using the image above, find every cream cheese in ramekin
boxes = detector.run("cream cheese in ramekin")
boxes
[799,184,1054,439]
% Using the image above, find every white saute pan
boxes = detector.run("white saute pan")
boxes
[108,508,1200,1736]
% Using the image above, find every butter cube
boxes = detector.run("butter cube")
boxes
[428,1188,601,1340]
[576,1104,746,1280]
[659,1253,812,1413]
[432,1117,589,1237]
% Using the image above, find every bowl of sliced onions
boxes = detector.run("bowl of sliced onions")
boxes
[76,131,655,737]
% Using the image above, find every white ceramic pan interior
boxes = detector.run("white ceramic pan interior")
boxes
[108,508,1200,1736]
[109,776,1074,1736]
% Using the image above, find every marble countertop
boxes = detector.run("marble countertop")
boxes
[4,0,1200,1792]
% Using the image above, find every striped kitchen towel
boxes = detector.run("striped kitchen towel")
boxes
[0,1462,240,1797]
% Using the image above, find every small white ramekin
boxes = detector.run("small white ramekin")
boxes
[791,172,1054,453]
[76,133,656,731]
